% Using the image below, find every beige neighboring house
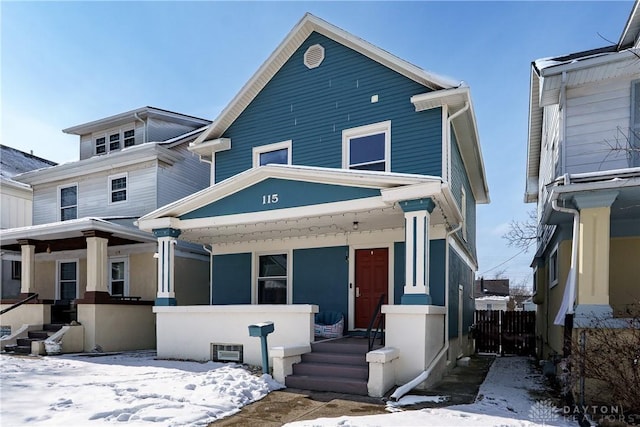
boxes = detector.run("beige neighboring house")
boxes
[0,107,212,354]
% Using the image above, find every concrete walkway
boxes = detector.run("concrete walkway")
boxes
[211,354,495,426]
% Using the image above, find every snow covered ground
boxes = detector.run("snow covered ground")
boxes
[1,352,574,427]
[284,356,575,427]
[0,351,283,426]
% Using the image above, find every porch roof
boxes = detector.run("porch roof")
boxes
[0,217,156,253]
[137,165,462,246]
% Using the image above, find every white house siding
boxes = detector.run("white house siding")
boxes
[1,182,32,229]
[157,143,210,208]
[32,161,158,224]
[147,118,197,142]
[565,76,638,174]
[537,104,560,220]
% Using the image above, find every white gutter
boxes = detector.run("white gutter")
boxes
[446,102,470,183]
[390,222,463,401]
[134,112,147,144]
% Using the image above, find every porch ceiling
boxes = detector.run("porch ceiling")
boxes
[176,201,449,246]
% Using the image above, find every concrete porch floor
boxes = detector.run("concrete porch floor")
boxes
[210,354,495,426]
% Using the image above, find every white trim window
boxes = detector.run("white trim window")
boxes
[253,140,292,168]
[109,257,129,296]
[59,183,78,221]
[94,128,135,155]
[256,253,288,304]
[57,260,79,300]
[342,121,391,172]
[549,245,558,288]
[108,173,127,204]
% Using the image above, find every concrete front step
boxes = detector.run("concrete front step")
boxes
[301,351,366,366]
[285,374,369,395]
[311,341,370,355]
[4,344,31,354]
[292,361,368,380]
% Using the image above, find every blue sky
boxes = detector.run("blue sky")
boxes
[1,1,634,286]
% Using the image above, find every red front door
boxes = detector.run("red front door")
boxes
[354,248,388,329]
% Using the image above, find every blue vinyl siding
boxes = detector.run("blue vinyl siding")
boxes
[448,246,474,339]
[451,130,477,259]
[211,253,252,304]
[293,246,349,325]
[215,32,442,182]
[393,239,446,306]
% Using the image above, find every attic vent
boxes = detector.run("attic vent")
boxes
[304,44,325,69]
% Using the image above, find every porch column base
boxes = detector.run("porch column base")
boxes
[155,297,177,306]
[401,294,432,305]
[78,291,112,304]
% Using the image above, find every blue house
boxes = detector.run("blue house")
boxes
[138,13,489,396]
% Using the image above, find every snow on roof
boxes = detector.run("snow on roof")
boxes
[475,295,511,301]
[0,144,56,179]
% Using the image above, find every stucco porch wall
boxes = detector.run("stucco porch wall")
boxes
[382,304,446,385]
[0,304,51,333]
[78,304,155,352]
[153,304,318,365]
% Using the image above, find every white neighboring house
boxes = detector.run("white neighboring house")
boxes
[475,295,510,312]
[0,107,213,353]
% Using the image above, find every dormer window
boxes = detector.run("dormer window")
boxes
[96,137,106,154]
[94,129,135,155]
[109,133,120,151]
[124,129,135,147]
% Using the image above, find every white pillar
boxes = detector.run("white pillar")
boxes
[18,240,36,295]
[399,198,435,305]
[153,228,181,306]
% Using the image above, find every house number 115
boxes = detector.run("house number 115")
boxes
[262,193,279,205]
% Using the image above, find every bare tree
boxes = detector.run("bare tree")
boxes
[502,209,537,252]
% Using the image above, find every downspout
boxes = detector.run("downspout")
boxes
[551,174,579,316]
[197,154,215,186]
[390,221,463,401]
[133,112,146,144]
[446,102,469,183]
[203,244,214,305]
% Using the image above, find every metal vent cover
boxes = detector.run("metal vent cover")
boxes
[304,44,325,69]
[211,343,243,363]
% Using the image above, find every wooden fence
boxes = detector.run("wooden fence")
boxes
[474,310,536,356]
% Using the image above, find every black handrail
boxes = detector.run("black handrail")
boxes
[366,293,386,351]
[0,293,39,315]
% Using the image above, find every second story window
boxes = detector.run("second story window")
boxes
[96,137,106,155]
[124,129,135,147]
[342,121,391,172]
[59,184,78,221]
[109,174,127,204]
[109,133,120,151]
[253,140,292,168]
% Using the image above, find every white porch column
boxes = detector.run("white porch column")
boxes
[17,240,36,296]
[399,198,435,305]
[82,230,111,303]
[153,228,181,306]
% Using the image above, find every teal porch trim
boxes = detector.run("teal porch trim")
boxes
[155,297,177,306]
[401,294,432,305]
[153,228,182,238]
[180,178,381,219]
[400,198,435,213]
